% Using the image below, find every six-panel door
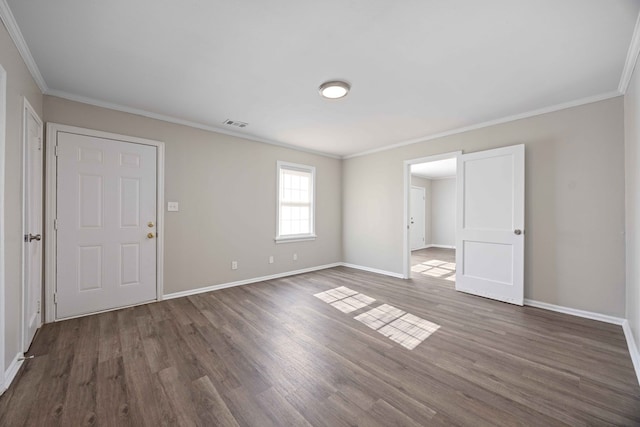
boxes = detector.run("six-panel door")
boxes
[56,132,157,319]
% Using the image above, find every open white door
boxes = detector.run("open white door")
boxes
[22,99,43,350]
[455,144,524,305]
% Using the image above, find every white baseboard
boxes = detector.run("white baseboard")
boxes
[622,320,640,386]
[410,245,429,251]
[1,352,23,395]
[426,244,456,249]
[523,299,625,325]
[340,263,405,279]
[163,263,342,300]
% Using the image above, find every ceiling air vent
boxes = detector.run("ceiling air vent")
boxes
[223,119,249,128]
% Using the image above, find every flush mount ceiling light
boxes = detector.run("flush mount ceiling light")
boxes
[319,80,350,99]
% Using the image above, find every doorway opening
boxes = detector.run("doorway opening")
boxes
[404,152,459,280]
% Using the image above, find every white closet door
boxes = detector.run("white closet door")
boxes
[410,186,425,250]
[56,132,157,319]
[455,144,525,305]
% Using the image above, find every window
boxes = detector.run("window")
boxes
[276,161,316,242]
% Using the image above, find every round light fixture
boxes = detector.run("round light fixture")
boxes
[319,80,350,99]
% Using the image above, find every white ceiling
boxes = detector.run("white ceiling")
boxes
[411,158,457,180]
[5,0,640,157]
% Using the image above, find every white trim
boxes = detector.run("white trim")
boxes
[523,299,625,325]
[46,89,340,160]
[412,174,456,181]
[0,65,6,391]
[344,91,621,159]
[275,160,316,242]
[340,263,404,279]
[410,245,429,251]
[622,320,640,386]
[44,123,165,322]
[275,235,317,244]
[164,263,342,300]
[1,352,23,395]
[619,11,640,94]
[0,1,48,93]
[20,97,43,353]
[426,244,456,249]
[404,152,461,279]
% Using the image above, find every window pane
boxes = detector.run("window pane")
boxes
[278,164,314,238]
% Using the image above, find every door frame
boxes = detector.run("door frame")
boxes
[409,185,426,250]
[21,97,43,351]
[403,151,461,279]
[44,123,165,322]
[0,64,7,391]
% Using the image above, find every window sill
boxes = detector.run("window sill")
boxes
[275,235,317,244]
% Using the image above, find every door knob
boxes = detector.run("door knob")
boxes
[27,233,41,242]
[514,229,523,235]
[147,232,155,239]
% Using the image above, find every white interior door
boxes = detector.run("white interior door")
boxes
[56,132,158,319]
[22,101,43,350]
[410,186,425,250]
[455,144,524,305]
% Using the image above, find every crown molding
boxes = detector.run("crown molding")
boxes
[619,11,640,94]
[45,89,341,159]
[343,90,622,159]
[0,0,48,92]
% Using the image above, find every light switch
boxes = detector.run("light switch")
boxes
[167,202,179,212]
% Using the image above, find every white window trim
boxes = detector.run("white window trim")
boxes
[275,161,316,243]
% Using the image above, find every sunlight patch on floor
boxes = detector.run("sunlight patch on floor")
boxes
[355,304,440,350]
[412,259,456,280]
[314,286,376,313]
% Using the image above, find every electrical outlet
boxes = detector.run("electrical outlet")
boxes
[269,256,274,264]
[167,201,179,212]
[231,261,238,270]
[293,253,298,261]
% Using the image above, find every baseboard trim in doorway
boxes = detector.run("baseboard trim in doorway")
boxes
[622,320,640,386]
[1,352,23,395]
[523,299,625,325]
[426,244,456,250]
[340,263,405,279]
[163,263,342,300]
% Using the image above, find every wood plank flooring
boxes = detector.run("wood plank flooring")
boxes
[1,247,639,426]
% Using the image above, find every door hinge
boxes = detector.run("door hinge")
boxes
[37,300,41,314]
[53,293,57,304]
[38,137,43,151]
[54,145,59,156]
[54,218,58,230]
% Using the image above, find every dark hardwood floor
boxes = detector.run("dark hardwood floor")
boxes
[1,247,639,426]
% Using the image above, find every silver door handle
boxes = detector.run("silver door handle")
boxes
[514,229,523,235]
[27,233,41,242]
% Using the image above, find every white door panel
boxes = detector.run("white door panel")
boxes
[456,145,524,305]
[410,186,425,250]
[56,132,157,319]
[23,103,43,350]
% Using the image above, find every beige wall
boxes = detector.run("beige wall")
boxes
[410,176,431,245]
[625,57,640,354]
[0,22,44,370]
[431,178,456,247]
[344,97,626,317]
[43,96,343,296]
